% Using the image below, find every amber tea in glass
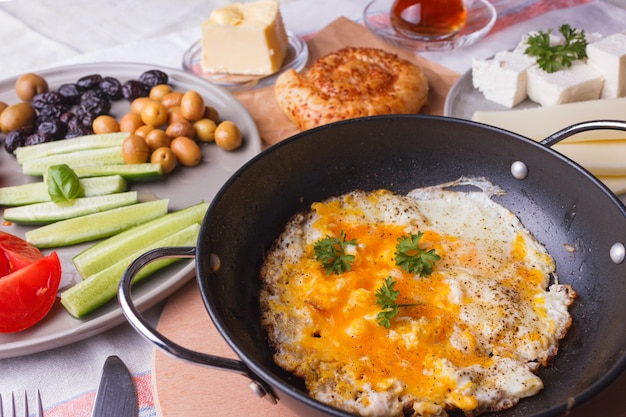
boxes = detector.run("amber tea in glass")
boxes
[390,0,467,40]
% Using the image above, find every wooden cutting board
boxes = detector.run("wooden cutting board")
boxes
[152,280,298,417]
[153,281,626,417]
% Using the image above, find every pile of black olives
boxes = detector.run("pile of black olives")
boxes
[1,69,168,154]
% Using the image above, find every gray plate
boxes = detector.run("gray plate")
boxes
[0,62,262,358]
[444,67,539,119]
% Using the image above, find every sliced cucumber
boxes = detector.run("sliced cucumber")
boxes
[0,175,128,206]
[21,147,124,176]
[15,132,127,165]
[73,201,208,278]
[24,198,168,248]
[4,191,138,226]
[61,223,200,318]
[71,163,164,181]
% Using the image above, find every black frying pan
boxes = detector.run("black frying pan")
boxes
[119,115,626,417]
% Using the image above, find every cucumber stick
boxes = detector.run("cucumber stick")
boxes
[61,223,200,318]
[21,146,124,176]
[4,191,138,225]
[73,201,208,278]
[24,198,169,248]
[0,175,128,206]
[15,132,127,164]
[71,163,163,181]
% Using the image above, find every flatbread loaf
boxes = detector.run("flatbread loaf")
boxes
[274,46,429,130]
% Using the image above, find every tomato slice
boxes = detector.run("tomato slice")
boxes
[0,231,43,272]
[0,252,62,333]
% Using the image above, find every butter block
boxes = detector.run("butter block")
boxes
[526,60,604,107]
[472,51,537,108]
[587,33,626,99]
[201,0,289,75]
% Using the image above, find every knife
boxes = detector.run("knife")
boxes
[91,355,138,417]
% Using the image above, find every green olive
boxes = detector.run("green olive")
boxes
[166,121,195,139]
[161,91,184,109]
[167,106,186,125]
[15,73,48,101]
[119,112,144,133]
[214,120,242,151]
[140,100,168,127]
[194,118,217,143]
[203,105,220,123]
[149,84,173,101]
[180,90,205,121]
[130,97,152,115]
[134,124,154,138]
[145,129,171,151]
[0,102,37,133]
[122,134,150,164]
[92,115,120,134]
[151,146,177,174]
[170,136,201,167]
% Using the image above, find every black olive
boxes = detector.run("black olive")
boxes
[138,69,168,88]
[65,124,93,138]
[4,127,32,154]
[57,83,83,105]
[31,92,66,111]
[24,131,54,146]
[77,89,111,118]
[76,74,103,90]
[121,79,149,101]
[99,76,123,100]
[59,111,76,124]
[37,119,68,140]
[37,104,69,121]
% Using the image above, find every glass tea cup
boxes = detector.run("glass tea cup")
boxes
[390,0,467,40]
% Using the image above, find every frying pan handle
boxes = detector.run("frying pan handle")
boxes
[541,119,626,147]
[117,246,278,403]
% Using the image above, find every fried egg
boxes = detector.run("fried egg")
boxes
[260,177,576,417]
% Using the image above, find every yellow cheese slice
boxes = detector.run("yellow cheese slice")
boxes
[201,0,289,76]
[553,140,626,176]
[472,97,626,143]
[596,175,626,195]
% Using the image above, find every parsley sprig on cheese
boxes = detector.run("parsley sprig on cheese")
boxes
[376,232,440,328]
[375,276,422,328]
[395,232,440,276]
[524,24,588,73]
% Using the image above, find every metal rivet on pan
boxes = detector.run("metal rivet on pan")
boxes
[209,253,221,272]
[510,161,529,180]
[249,381,277,404]
[610,242,626,264]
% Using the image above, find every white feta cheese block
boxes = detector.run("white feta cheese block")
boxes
[587,33,626,99]
[472,51,537,108]
[526,61,604,107]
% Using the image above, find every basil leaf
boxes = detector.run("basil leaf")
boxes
[47,164,83,202]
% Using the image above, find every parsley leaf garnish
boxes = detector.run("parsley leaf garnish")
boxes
[375,276,420,328]
[313,230,356,275]
[524,24,588,73]
[394,232,440,277]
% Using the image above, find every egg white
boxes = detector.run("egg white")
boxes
[260,177,576,417]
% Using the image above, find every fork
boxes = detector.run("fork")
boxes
[0,390,44,417]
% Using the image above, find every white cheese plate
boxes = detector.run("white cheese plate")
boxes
[444,68,539,119]
[0,62,262,358]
